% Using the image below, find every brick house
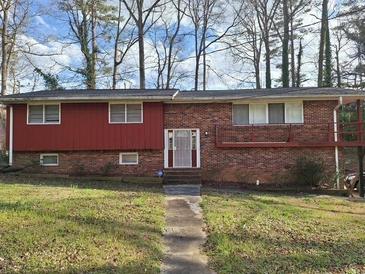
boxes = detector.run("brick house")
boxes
[0,88,364,185]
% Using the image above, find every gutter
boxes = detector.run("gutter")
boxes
[334,96,343,189]
[9,106,13,166]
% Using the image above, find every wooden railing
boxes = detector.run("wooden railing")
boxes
[215,122,365,148]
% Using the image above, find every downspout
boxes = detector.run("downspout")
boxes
[9,105,13,166]
[334,96,343,189]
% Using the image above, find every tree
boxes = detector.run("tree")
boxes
[151,0,186,89]
[111,0,138,89]
[230,0,262,89]
[59,0,112,89]
[182,0,241,90]
[121,0,163,89]
[317,0,332,87]
[282,0,289,87]
[252,0,280,89]
[340,1,365,88]
[34,67,64,90]
[0,0,30,95]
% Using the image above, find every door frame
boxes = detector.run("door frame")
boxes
[164,128,200,168]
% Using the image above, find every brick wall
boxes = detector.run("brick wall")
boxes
[164,100,340,185]
[14,150,163,177]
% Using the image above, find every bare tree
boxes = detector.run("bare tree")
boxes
[182,0,241,90]
[150,0,185,89]
[252,0,280,89]
[111,0,139,89]
[231,1,262,89]
[121,0,163,89]
[0,0,30,95]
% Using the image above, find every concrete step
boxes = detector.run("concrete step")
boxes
[163,169,202,185]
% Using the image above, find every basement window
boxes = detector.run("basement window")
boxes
[40,154,59,166]
[109,103,143,123]
[119,152,139,165]
[28,104,60,124]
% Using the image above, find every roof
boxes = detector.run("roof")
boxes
[0,89,178,103]
[0,87,364,104]
[175,87,365,101]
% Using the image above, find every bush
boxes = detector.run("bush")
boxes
[291,156,325,188]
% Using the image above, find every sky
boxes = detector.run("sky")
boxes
[14,0,349,93]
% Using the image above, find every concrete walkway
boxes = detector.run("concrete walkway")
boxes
[161,185,215,274]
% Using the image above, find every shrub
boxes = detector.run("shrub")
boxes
[100,162,116,176]
[291,156,325,188]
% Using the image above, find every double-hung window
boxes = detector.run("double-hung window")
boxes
[233,102,303,125]
[28,104,60,124]
[109,103,143,123]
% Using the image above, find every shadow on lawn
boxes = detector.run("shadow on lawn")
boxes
[206,228,365,273]
[0,174,163,194]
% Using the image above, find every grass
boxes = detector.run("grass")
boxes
[202,191,365,274]
[0,175,164,274]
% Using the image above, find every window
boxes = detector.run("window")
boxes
[233,104,249,125]
[269,103,285,124]
[232,102,303,125]
[28,104,60,124]
[285,102,303,123]
[250,104,267,124]
[40,154,59,166]
[119,152,138,165]
[109,103,143,123]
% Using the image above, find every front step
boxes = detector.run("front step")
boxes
[163,168,202,185]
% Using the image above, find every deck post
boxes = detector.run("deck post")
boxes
[357,99,364,197]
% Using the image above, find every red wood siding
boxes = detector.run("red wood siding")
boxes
[9,102,163,151]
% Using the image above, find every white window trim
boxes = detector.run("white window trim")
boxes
[119,152,139,165]
[40,153,59,166]
[27,103,61,125]
[108,102,144,124]
[232,101,304,125]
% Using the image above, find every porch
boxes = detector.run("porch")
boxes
[215,122,365,148]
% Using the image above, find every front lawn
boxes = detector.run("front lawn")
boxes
[202,191,365,274]
[0,176,164,274]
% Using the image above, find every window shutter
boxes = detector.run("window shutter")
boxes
[45,105,60,123]
[285,102,303,123]
[110,104,126,123]
[126,104,142,123]
[233,104,249,125]
[269,103,284,124]
[28,105,43,123]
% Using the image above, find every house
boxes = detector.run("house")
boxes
[0,87,364,185]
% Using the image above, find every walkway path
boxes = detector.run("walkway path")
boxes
[161,185,215,274]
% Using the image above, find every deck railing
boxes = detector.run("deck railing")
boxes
[215,122,365,148]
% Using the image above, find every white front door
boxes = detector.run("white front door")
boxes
[173,129,192,168]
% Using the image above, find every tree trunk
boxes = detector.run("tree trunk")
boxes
[290,17,296,87]
[1,7,9,95]
[323,18,332,87]
[265,35,272,89]
[282,0,290,87]
[137,3,145,90]
[203,46,207,91]
[194,25,199,91]
[335,48,341,87]
[318,0,328,87]
[89,0,97,89]
[296,39,303,87]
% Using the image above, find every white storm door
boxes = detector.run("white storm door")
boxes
[173,130,192,168]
